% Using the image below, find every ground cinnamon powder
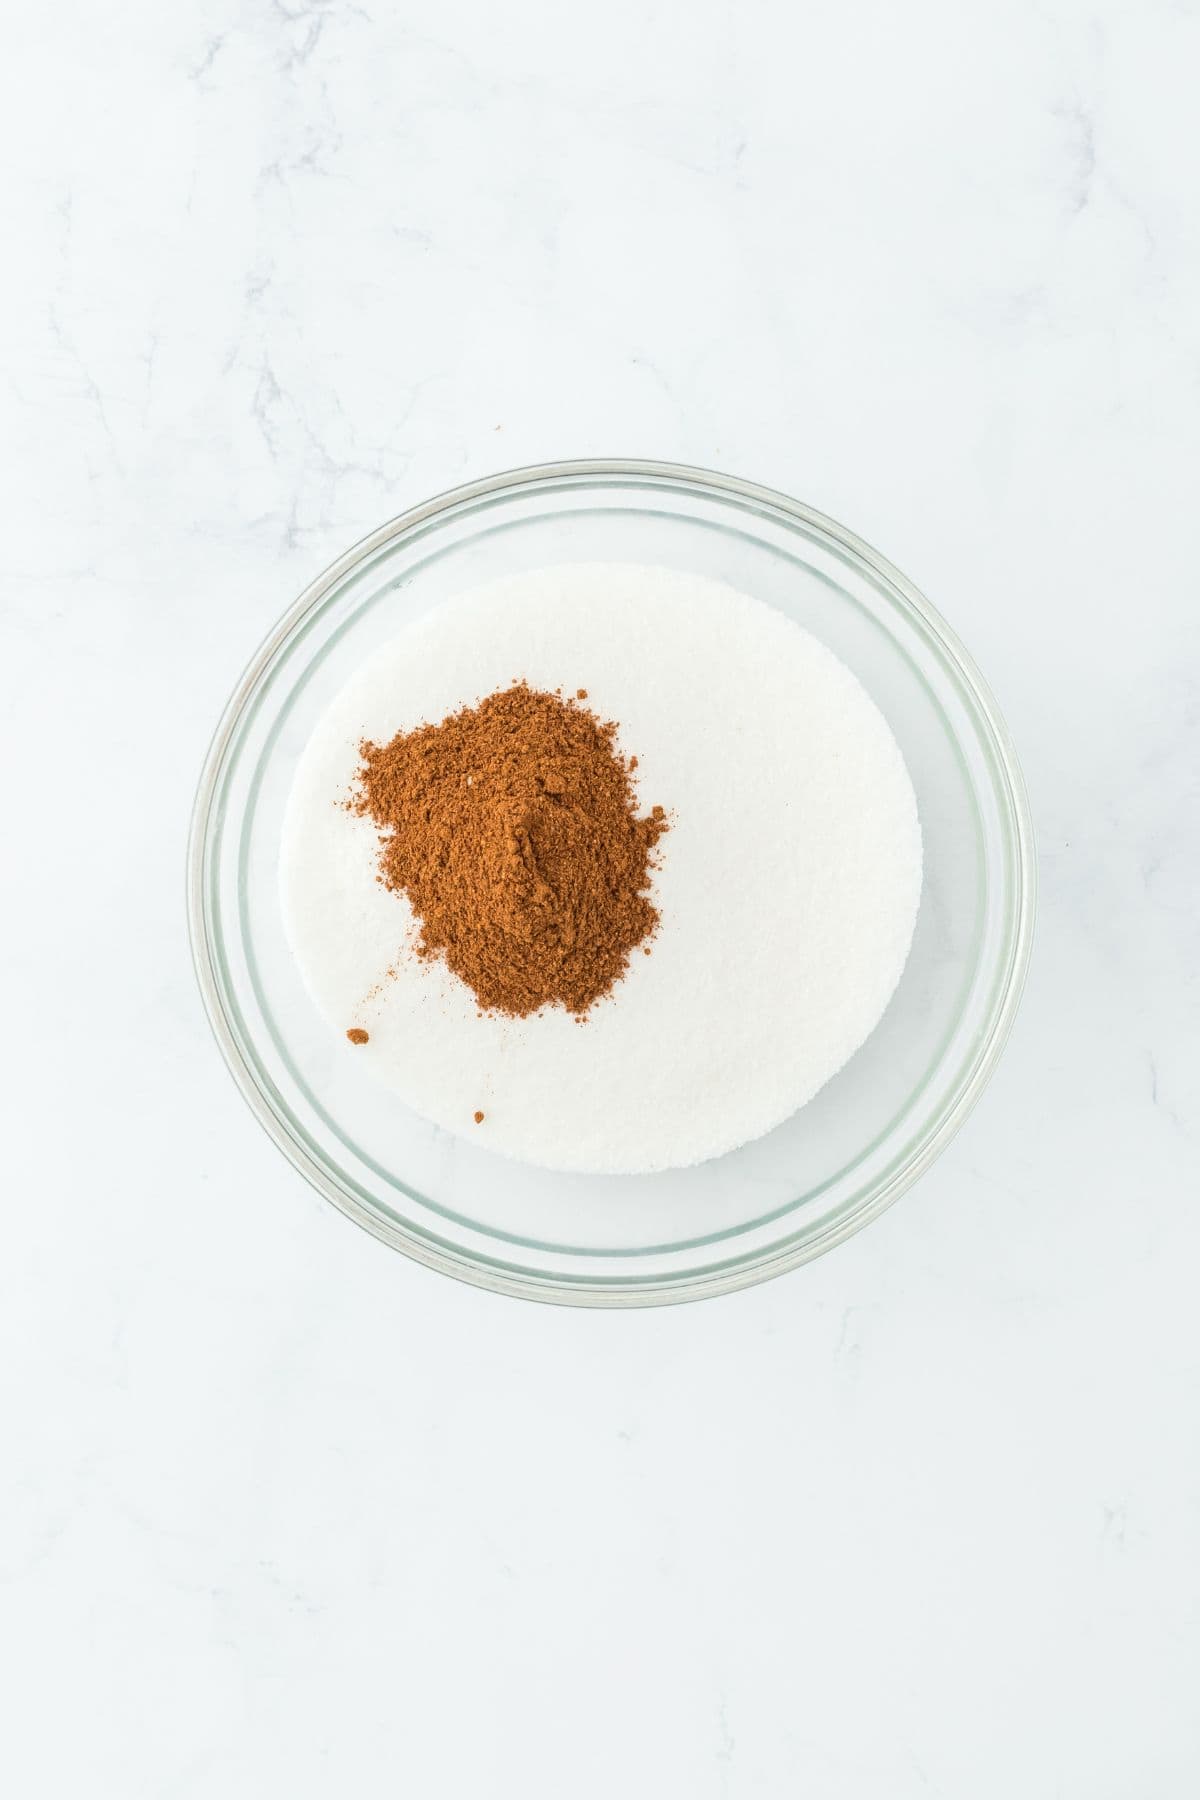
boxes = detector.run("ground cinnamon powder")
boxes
[351,682,668,1018]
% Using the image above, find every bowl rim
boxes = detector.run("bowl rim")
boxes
[187,457,1037,1307]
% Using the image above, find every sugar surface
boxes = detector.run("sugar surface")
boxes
[280,565,923,1174]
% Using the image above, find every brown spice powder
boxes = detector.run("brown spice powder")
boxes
[352,682,668,1018]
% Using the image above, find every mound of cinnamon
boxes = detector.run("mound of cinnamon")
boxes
[352,683,668,1018]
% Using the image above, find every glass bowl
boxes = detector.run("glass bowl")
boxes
[188,460,1035,1306]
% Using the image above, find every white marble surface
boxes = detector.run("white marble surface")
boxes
[3,1,1198,1792]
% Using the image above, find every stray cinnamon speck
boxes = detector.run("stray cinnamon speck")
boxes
[346,1027,369,1045]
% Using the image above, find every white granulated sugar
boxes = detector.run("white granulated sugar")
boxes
[280,564,922,1174]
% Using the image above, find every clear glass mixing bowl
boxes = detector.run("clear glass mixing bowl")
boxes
[188,460,1035,1305]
